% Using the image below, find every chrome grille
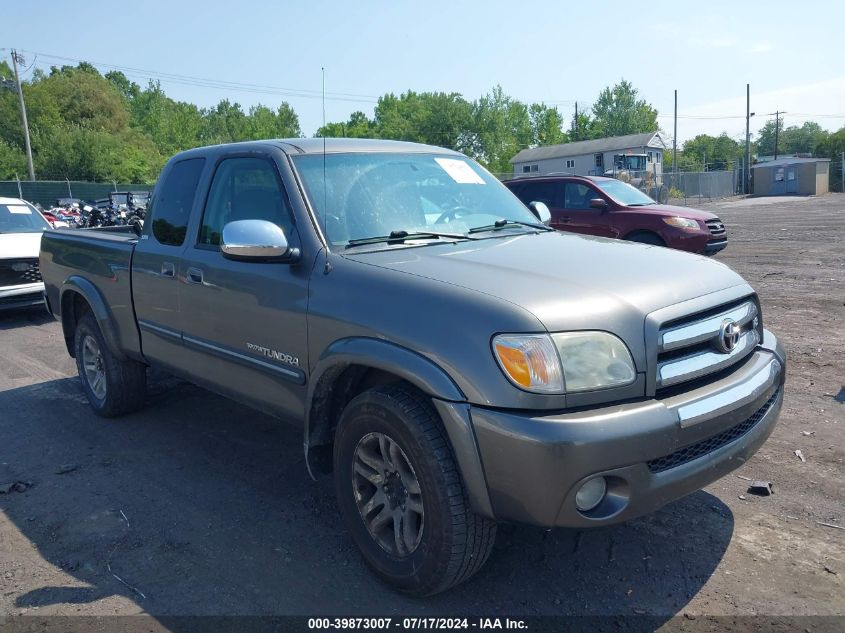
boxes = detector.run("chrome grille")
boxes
[656,299,760,389]
[705,218,726,237]
[0,258,42,287]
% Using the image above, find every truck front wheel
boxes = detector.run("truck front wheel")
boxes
[74,312,147,417]
[333,384,496,595]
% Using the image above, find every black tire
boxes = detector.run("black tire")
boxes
[74,311,147,417]
[333,384,496,596]
[626,231,666,247]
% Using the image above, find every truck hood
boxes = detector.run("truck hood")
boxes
[634,204,718,221]
[0,231,44,259]
[344,231,746,333]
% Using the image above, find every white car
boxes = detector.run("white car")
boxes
[0,197,52,311]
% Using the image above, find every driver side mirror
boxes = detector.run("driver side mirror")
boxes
[589,198,608,210]
[528,201,552,226]
[221,219,300,263]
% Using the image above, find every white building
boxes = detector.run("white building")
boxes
[510,131,669,179]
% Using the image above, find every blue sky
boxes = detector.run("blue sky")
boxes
[5,0,844,143]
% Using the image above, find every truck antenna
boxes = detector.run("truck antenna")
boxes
[321,66,331,275]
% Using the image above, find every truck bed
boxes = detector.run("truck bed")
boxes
[40,226,142,359]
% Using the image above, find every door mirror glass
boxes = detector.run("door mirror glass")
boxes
[528,200,552,225]
[221,219,299,262]
[589,198,608,210]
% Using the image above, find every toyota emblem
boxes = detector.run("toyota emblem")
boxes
[716,319,741,353]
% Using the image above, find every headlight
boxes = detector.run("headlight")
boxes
[492,332,636,394]
[552,332,636,392]
[492,334,563,393]
[662,216,700,230]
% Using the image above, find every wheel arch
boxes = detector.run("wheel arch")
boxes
[59,276,127,361]
[304,337,494,518]
[624,229,666,245]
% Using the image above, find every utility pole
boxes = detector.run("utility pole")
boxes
[745,84,751,194]
[10,50,35,181]
[573,101,578,141]
[841,152,844,193]
[770,110,787,160]
[673,89,678,178]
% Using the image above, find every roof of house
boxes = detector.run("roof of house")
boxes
[751,157,831,169]
[510,131,666,164]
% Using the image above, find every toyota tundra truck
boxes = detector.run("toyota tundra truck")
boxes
[40,139,785,596]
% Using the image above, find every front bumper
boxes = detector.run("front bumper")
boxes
[470,330,785,528]
[0,282,45,311]
[703,238,728,255]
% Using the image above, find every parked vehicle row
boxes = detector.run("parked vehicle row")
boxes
[40,139,783,596]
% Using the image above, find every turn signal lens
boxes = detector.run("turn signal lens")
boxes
[492,334,563,393]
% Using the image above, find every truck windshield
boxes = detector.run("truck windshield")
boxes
[595,180,656,206]
[292,152,539,247]
[0,203,51,233]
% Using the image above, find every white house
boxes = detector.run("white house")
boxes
[510,131,669,179]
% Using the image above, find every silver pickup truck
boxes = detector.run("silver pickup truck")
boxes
[40,139,785,596]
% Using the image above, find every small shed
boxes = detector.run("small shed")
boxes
[751,157,829,196]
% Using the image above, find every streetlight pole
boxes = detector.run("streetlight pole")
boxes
[10,50,35,181]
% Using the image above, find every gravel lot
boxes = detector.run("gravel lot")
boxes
[0,194,843,627]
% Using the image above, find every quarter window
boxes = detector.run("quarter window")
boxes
[199,157,296,247]
[150,158,205,246]
[518,182,560,208]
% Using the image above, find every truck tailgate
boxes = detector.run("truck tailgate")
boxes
[40,227,142,359]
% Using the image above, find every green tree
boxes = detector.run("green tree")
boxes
[466,86,532,173]
[757,120,829,156]
[590,79,658,138]
[529,103,567,147]
[681,133,741,171]
[0,139,27,180]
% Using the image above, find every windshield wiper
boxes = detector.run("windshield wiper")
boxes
[345,229,469,248]
[468,219,554,234]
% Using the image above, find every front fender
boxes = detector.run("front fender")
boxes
[305,337,495,518]
[60,276,127,361]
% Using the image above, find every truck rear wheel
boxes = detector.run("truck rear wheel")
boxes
[74,312,147,417]
[333,384,496,596]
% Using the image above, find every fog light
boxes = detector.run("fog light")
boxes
[575,477,607,512]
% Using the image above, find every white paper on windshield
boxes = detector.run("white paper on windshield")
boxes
[8,205,32,214]
[434,158,485,185]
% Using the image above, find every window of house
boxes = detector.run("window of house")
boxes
[647,151,654,163]
[531,164,539,173]
[655,152,661,164]
[198,157,296,247]
[150,158,206,247]
[565,159,575,169]
[522,165,531,173]
[594,153,604,169]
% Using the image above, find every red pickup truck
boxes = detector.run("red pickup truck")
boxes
[504,175,727,255]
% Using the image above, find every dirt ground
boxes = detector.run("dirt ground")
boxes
[0,194,843,628]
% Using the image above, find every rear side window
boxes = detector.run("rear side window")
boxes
[149,158,205,246]
[517,181,561,208]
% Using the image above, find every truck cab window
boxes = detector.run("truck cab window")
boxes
[199,157,296,247]
[149,158,205,246]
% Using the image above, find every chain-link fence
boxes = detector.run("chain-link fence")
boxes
[830,156,845,193]
[0,180,154,209]
[663,170,739,203]
[496,168,741,202]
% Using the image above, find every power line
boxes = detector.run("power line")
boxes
[11,49,381,104]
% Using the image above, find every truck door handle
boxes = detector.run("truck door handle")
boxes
[161,262,175,278]
[186,267,204,284]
